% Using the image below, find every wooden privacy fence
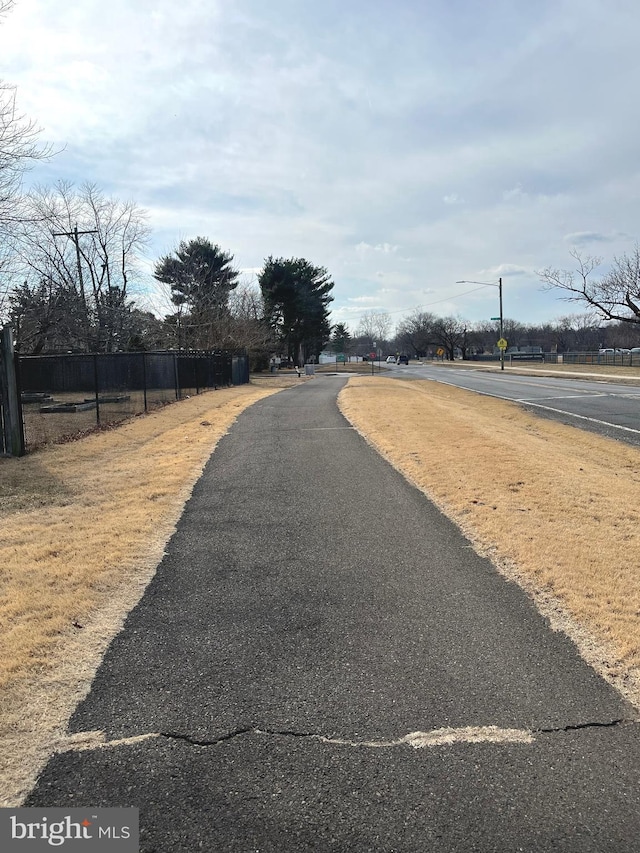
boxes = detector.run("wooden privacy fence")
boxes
[0,333,249,455]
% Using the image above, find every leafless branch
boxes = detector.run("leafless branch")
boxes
[538,247,640,325]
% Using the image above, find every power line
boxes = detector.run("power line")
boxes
[332,285,491,326]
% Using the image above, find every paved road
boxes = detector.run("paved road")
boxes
[27,379,640,851]
[386,361,640,445]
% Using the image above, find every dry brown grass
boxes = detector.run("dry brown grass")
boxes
[339,376,640,707]
[0,383,282,806]
[4,368,640,805]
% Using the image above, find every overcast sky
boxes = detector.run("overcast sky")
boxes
[3,0,640,329]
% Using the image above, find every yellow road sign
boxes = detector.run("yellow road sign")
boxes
[497,338,508,350]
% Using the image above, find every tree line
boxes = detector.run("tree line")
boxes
[333,308,640,362]
[2,197,335,368]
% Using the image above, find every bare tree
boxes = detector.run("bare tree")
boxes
[432,316,468,361]
[8,181,149,352]
[357,310,392,348]
[0,239,17,322]
[539,247,640,325]
[0,2,53,228]
[552,312,602,352]
[0,84,50,225]
[0,1,55,319]
[204,281,272,353]
[149,274,273,361]
[396,310,437,357]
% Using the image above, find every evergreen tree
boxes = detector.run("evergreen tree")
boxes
[331,322,351,354]
[154,237,239,349]
[259,256,334,363]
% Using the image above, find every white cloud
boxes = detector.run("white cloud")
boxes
[477,264,531,278]
[502,185,527,203]
[3,0,640,325]
[355,242,400,254]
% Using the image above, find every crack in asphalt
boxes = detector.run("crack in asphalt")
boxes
[534,718,633,734]
[159,727,255,747]
[61,719,639,755]
[158,726,536,749]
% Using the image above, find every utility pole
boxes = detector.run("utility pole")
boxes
[52,223,98,313]
[53,223,98,349]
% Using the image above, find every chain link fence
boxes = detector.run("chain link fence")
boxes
[17,350,249,451]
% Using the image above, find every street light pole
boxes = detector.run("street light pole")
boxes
[456,277,505,370]
[498,277,504,370]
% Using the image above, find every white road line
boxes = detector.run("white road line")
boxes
[520,393,608,401]
[515,400,640,435]
[429,371,640,397]
[439,374,594,394]
[426,377,640,435]
[427,378,531,404]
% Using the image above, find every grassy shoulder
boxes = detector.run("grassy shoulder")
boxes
[0,382,284,805]
[339,376,640,708]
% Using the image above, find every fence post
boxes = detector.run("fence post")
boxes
[142,352,148,412]
[93,354,101,425]
[173,353,180,400]
[0,326,25,456]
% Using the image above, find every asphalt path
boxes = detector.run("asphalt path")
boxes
[26,378,640,851]
[386,361,640,445]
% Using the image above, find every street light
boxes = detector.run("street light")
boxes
[455,277,504,370]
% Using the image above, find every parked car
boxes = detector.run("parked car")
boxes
[397,354,409,365]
